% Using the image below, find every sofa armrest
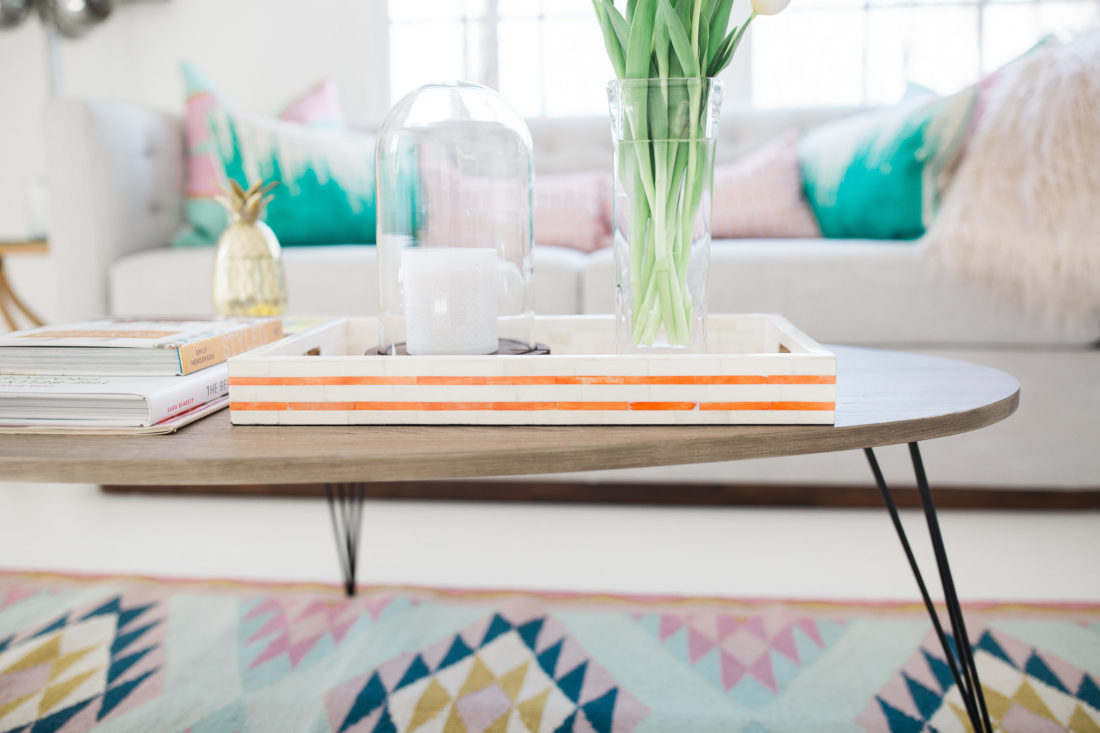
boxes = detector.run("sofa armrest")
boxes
[46,100,185,321]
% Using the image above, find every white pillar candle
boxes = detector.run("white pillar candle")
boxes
[402,247,499,355]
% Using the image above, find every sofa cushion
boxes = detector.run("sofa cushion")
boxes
[177,65,384,248]
[580,240,1099,345]
[711,131,821,239]
[109,245,587,318]
[798,88,976,240]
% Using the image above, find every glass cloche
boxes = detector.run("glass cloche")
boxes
[375,82,535,355]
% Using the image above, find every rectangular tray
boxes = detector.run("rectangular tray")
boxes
[228,314,836,426]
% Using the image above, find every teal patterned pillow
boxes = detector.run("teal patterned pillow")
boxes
[798,88,977,240]
[202,111,377,246]
[176,65,377,247]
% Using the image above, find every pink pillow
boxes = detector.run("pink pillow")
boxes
[277,79,345,127]
[418,163,613,255]
[534,172,612,253]
[711,131,822,239]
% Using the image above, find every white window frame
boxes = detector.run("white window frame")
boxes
[385,0,1100,113]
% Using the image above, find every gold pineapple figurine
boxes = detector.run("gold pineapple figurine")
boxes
[211,179,288,316]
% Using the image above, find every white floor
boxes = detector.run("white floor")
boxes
[0,481,1097,602]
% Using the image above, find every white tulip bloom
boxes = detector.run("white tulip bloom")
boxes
[751,0,791,15]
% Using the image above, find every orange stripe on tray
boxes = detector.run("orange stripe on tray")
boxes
[229,374,836,387]
[230,401,835,412]
[701,401,836,411]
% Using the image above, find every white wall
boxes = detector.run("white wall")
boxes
[0,0,391,239]
[0,0,390,325]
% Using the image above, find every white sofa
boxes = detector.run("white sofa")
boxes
[46,99,1100,492]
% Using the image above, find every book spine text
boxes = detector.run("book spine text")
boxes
[176,320,284,375]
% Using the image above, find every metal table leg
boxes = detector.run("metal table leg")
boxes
[325,482,366,597]
[865,443,993,733]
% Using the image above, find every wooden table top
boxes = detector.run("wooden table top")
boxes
[0,346,1018,486]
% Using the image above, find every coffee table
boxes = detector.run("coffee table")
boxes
[0,345,1017,733]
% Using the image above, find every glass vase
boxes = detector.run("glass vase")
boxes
[608,77,723,352]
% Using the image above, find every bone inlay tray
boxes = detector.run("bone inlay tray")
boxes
[228,315,836,426]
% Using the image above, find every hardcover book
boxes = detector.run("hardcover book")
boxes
[0,363,229,427]
[0,317,283,376]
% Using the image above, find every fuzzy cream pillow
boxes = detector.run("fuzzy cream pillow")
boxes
[923,29,1100,320]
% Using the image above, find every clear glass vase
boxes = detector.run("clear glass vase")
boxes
[608,77,723,352]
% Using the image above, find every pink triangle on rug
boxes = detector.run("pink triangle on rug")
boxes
[988,629,1032,669]
[534,618,566,655]
[460,615,494,653]
[750,652,777,692]
[377,652,415,691]
[716,615,740,641]
[904,648,943,694]
[247,613,288,645]
[419,635,454,672]
[249,635,291,669]
[688,626,717,664]
[330,618,356,646]
[294,599,331,622]
[343,703,384,733]
[1033,649,1084,694]
[244,597,280,621]
[744,615,768,640]
[691,613,720,642]
[555,640,590,682]
[578,663,615,706]
[771,625,800,664]
[877,672,925,721]
[720,650,747,691]
[287,635,323,667]
[286,612,329,645]
[794,618,824,647]
[659,614,684,641]
[573,712,600,733]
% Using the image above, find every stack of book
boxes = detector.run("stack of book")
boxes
[0,317,283,432]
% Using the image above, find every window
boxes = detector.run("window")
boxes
[753,0,1100,107]
[387,0,1100,114]
[388,0,614,118]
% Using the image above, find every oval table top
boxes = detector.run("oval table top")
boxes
[0,346,1019,486]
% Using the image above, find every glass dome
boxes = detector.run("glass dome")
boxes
[375,82,535,355]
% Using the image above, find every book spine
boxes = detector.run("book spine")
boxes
[175,320,284,375]
[143,365,229,426]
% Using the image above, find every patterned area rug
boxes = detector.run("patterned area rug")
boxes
[0,571,1097,733]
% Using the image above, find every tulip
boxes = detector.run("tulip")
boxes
[751,0,791,15]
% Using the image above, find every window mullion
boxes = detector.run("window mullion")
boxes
[485,0,500,91]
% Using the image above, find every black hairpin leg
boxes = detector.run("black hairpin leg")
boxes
[325,482,366,597]
[865,443,993,733]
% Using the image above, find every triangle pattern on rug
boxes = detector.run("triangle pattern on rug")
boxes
[0,593,164,732]
[326,613,649,733]
[856,626,1100,733]
[636,610,846,708]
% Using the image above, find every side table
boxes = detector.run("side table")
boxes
[0,239,47,330]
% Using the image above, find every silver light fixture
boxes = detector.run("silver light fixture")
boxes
[0,0,117,95]
[0,0,114,37]
[37,0,114,39]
